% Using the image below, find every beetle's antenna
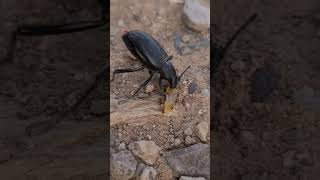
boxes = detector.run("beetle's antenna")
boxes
[221,13,257,58]
[178,66,191,82]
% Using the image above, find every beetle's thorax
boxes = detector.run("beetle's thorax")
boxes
[160,61,178,88]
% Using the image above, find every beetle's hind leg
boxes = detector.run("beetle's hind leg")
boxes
[130,71,154,98]
[111,66,144,81]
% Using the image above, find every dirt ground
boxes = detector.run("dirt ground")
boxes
[0,1,107,179]
[213,0,320,179]
[110,0,210,179]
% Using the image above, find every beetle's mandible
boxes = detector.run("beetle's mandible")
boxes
[112,30,190,97]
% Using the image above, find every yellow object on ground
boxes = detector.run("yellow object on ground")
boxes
[163,87,178,113]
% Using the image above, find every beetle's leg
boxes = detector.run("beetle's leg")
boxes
[111,66,144,81]
[178,66,191,82]
[131,71,153,97]
[159,78,165,92]
[157,79,166,96]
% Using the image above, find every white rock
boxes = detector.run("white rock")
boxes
[129,141,161,165]
[118,143,126,150]
[139,166,157,180]
[180,176,206,180]
[184,127,193,136]
[183,0,210,32]
[181,34,192,43]
[174,138,182,146]
[195,122,209,142]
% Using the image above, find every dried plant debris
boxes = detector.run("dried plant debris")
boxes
[163,87,179,114]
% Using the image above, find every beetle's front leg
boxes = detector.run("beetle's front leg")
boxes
[111,66,144,81]
[158,78,168,96]
[159,78,165,92]
[131,71,153,98]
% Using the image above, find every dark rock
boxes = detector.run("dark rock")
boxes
[188,82,199,94]
[164,143,209,179]
[111,150,137,180]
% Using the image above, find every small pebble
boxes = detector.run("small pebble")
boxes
[118,143,126,150]
[201,89,210,96]
[188,82,198,94]
[118,133,123,139]
[168,135,175,143]
[118,20,124,26]
[185,136,196,145]
[145,84,155,93]
[170,128,174,134]
[174,138,181,146]
[181,34,192,43]
[184,102,191,109]
[195,122,209,142]
[184,127,193,136]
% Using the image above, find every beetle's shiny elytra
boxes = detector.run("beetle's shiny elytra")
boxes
[112,30,190,97]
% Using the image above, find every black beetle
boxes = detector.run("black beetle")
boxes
[112,30,190,97]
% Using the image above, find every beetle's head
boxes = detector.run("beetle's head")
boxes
[122,30,133,46]
[161,62,178,88]
[161,61,190,89]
